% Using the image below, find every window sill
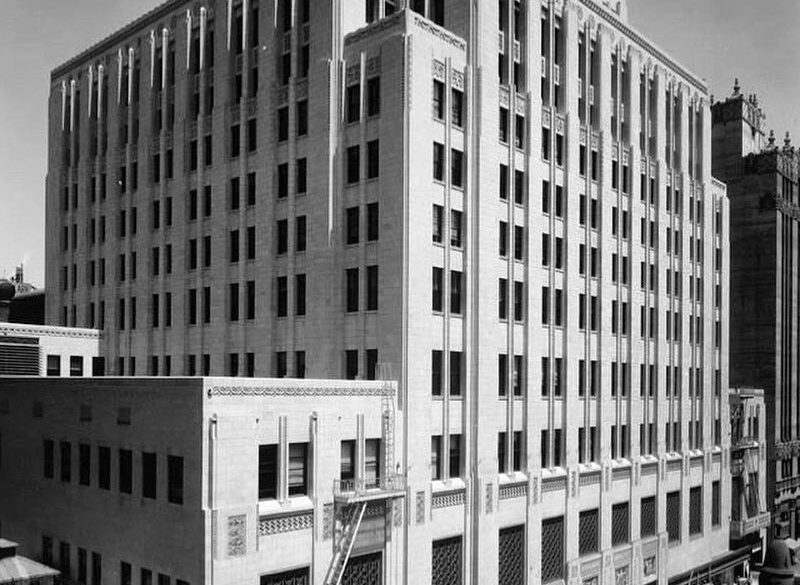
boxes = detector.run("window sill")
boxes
[499,472,527,484]
[431,478,466,493]
[258,496,313,516]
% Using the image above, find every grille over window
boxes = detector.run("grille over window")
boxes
[432,536,462,585]
[612,502,630,546]
[667,491,681,542]
[640,496,656,537]
[499,525,525,585]
[542,516,564,583]
[579,509,599,555]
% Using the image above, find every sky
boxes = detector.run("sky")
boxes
[0,0,798,288]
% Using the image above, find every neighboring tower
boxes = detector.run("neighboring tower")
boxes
[712,80,800,539]
[711,79,767,178]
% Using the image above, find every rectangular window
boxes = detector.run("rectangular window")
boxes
[346,268,359,312]
[167,455,184,504]
[433,80,445,119]
[433,142,445,181]
[541,517,564,583]
[449,434,462,477]
[450,352,463,396]
[121,562,132,585]
[340,440,355,481]
[666,491,681,542]
[345,349,358,380]
[366,140,380,179]
[297,100,308,135]
[346,84,360,123]
[430,435,442,479]
[431,537,463,583]
[450,270,462,314]
[277,107,289,141]
[347,145,360,184]
[60,441,71,482]
[229,283,239,321]
[432,268,444,312]
[612,502,630,546]
[47,355,61,376]
[451,209,463,248]
[451,148,464,188]
[288,443,308,496]
[142,452,157,499]
[277,276,288,317]
[295,275,306,316]
[258,444,278,500]
[277,163,288,198]
[433,205,444,244]
[364,438,381,487]
[579,509,599,555]
[689,486,702,535]
[97,445,110,489]
[119,449,133,494]
[431,350,443,396]
[367,266,379,311]
[451,88,463,127]
[91,553,101,585]
[296,216,307,251]
[296,157,307,193]
[79,443,91,486]
[712,480,721,527]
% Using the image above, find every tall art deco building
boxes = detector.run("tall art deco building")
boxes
[45,0,734,583]
[712,82,800,540]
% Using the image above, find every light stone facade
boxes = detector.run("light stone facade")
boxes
[0,322,101,376]
[43,0,734,584]
[0,377,402,585]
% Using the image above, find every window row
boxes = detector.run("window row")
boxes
[41,536,190,585]
[43,439,184,504]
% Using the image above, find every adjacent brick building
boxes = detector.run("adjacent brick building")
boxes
[40,0,738,583]
[712,81,800,540]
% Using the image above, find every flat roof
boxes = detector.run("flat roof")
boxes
[0,376,397,397]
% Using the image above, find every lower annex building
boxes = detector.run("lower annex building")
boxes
[0,376,755,585]
[38,0,740,583]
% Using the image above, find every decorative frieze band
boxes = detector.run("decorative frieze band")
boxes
[208,384,394,398]
[258,511,313,536]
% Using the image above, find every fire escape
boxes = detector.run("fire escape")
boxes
[324,389,406,585]
[730,392,771,539]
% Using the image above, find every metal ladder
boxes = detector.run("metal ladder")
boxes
[324,501,368,585]
[382,389,395,480]
[378,362,396,480]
